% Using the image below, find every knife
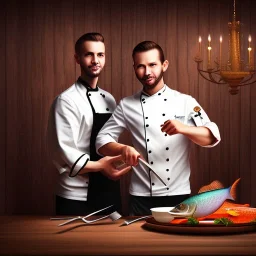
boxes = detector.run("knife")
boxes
[138,158,167,186]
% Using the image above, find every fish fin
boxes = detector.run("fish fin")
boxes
[198,180,224,194]
[229,178,240,201]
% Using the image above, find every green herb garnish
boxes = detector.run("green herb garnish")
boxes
[187,217,199,225]
[214,218,233,226]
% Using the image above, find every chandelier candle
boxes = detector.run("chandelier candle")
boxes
[194,0,255,95]
[207,34,212,69]
[219,36,222,69]
[198,36,202,56]
[248,35,252,68]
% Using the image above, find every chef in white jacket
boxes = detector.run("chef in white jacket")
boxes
[47,33,130,215]
[96,41,221,216]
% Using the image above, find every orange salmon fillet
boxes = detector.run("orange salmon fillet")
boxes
[203,201,254,223]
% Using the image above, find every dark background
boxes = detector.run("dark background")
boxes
[1,0,256,216]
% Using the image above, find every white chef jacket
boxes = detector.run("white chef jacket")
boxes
[47,79,116,201]
[96,85,220,197]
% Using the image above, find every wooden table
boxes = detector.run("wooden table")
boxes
[0,216,256,255]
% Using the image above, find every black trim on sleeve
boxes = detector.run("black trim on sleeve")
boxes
[69,154,89,177]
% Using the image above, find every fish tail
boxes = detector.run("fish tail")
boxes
[229,178,241,200]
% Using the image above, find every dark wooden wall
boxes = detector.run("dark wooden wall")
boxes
[1,0,256,215]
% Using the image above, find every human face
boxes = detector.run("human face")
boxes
[75,41,105,78]
[133,49,168,94]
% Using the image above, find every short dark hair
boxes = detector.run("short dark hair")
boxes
[75,32,104,54]
[132,41,165,63]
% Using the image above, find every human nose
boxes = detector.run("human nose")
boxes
[92,54,99,64]
[145,67,151,76]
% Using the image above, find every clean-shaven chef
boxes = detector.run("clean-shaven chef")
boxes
[96,41,221,216]
[47,33,130,215]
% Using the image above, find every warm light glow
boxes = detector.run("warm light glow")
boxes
[194,0,256,95]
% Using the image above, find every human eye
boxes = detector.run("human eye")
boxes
[136,64,144,69]
[98,53,105,57]
[150,63,156,67]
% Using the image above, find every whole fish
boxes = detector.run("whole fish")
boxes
[169,178,240,218]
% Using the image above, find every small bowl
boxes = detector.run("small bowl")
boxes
[150,207,175,223]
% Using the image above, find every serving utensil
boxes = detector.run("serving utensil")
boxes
[50,204,113,221]
[58,211,121,227]
[121,215,151,226]
[138,158,167,186]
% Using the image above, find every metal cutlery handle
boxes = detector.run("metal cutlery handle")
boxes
[138,158,167,186]
[50,204,113,221]
[50,216,80,220]
[58,214,111,227]
[58,217,81,226]
[124,215,151,225]
[83,204,113,218]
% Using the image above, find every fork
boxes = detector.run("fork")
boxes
[121,215,151,226]
[58,211,122,227]
[50,204,113,221]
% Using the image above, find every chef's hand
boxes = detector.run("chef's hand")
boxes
[160,119,186,135]
[98,155,131,181]
[121,145,140,166]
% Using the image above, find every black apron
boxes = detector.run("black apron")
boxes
[87,105,122,214]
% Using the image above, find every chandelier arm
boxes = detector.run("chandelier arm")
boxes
[208,72,227,85]
[197,70,223,84]
[239,74,254,84]
[197,67,221,75]
[239,79,256,86]
[212,69,221,74]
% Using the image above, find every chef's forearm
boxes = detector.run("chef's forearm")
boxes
[78,161,102,174]
[98,142,126,156]
[181,126,216,146]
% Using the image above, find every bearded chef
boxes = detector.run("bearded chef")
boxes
[47,33,130,215]
[96,41,221,216]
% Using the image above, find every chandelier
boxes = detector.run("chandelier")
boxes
[194,0,256,95]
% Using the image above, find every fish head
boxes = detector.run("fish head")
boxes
[169,203,197,217]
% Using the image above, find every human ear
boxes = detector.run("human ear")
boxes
[74,53,80,64]
[163,60,169,72]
